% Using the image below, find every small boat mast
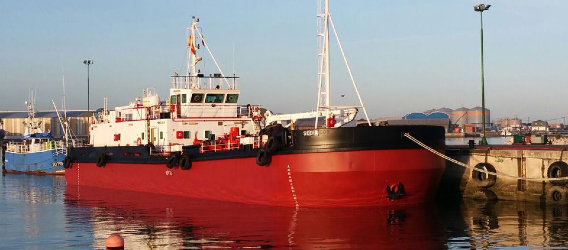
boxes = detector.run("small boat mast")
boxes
[23,90,43,135]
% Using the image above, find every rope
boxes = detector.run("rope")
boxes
[403,132,568,182]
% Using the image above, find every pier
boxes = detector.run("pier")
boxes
[440,144,568,204]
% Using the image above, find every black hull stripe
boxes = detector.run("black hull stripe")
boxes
[70,125,445,164]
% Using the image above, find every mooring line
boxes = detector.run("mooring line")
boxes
[404,132,568,182]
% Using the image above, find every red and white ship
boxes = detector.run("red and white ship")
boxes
[65,1,446,207]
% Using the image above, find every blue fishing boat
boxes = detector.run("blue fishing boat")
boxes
[4,96,67,175]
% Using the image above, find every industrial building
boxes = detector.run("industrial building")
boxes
[356,107,491,134]
[448,107,491,133]
[531,120,549,133]
[0,110,90,140]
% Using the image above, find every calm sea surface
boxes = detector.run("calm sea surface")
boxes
[2,174,568,249]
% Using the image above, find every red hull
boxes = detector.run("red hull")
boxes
[65,149,445,207]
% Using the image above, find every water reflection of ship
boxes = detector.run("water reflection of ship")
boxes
[448,199,568,248]
[3,174,66,203]
[1,174,67,249]
[64,186,446,249]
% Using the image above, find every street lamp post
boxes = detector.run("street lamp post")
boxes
[83,60,93,116]
[474,4,490,146]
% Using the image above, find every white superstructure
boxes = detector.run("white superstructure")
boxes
[89,17,260,153]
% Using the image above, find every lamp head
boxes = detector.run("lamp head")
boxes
[474,4,491,12]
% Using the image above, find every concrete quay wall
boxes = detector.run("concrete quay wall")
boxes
[441,146,568,204]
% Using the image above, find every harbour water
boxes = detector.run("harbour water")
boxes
[2,174,568,249]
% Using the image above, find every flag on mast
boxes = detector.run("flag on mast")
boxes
[187,35,196,55]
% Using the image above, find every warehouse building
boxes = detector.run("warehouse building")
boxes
[0,110,90,140]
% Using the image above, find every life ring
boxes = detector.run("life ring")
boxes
[63,156,72,169]
[136,137,142,146]
[264,136,280,154]
[166,154,179,169]
[256,149,271,166]
[179,154,192,170]
[547,161,568,186]
[546,186,568,204]
[471,163,497,188]
[96,153,107,167]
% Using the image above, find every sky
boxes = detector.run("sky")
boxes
[1,0,567,123]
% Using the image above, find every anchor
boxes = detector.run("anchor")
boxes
[386,182,406,200]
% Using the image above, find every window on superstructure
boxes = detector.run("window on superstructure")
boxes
[226,94,239,103]
[183,131,190,139]
[141,133,145,140]
[205,94,224,103]
[190,94,204,103]
[160,131,163,139]
[171,95,177,104]
[182,94,187,103]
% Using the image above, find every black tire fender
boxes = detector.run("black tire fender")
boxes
[256,149,271,166]
[546,186,568,204]
[63,156,72,169]
[472,163,497,188]
[96,153,107,167]
[547,161,568,186]
[179,155,192,170]
[264,136,280,154]
[166,154,179,169]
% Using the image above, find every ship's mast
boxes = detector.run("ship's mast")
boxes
[315,0,372,127]
[317,0,330,112]
[187,16,200,89]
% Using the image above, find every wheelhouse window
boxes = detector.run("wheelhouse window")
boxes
[205,94,224,103]
[182,94,187,103]
[170,95,177,104]
[191,93,204,103]
[226,94,239,103]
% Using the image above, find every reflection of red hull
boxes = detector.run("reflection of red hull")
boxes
[65,185,447,249]
[65,148,445,207]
